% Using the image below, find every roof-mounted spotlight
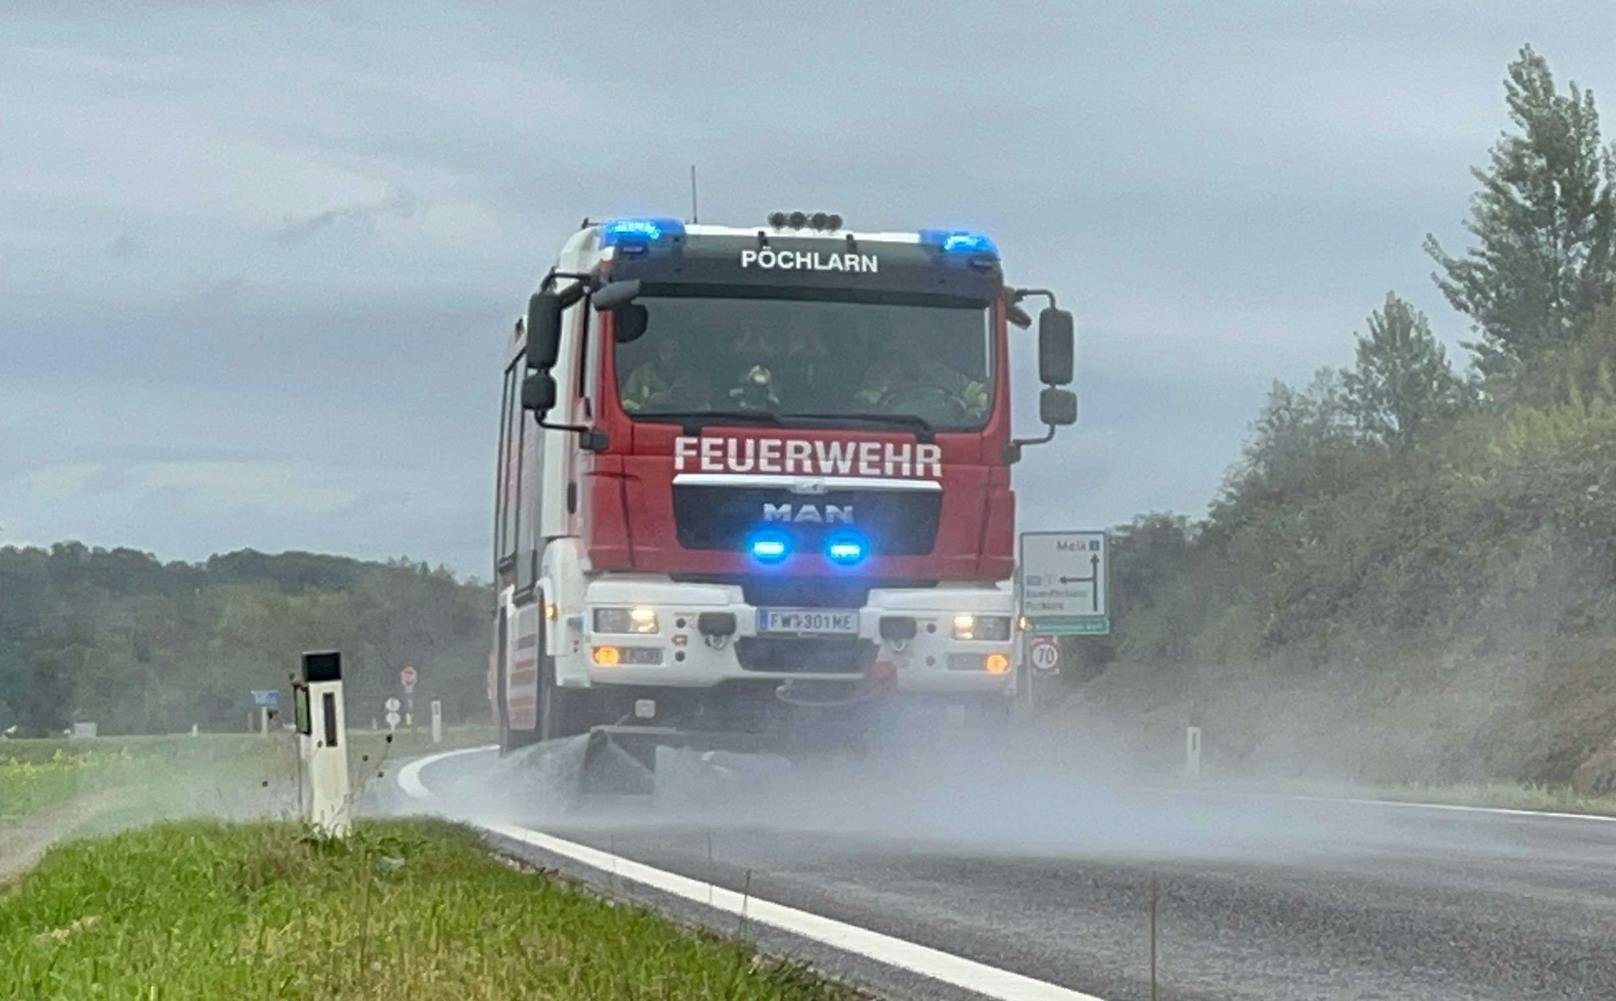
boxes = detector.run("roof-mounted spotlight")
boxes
[767,211,788,229]
[827,213,843,231]
[810,211,829,230]
[788,210,807,229]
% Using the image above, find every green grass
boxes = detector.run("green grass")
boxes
[0,819,861,1001]
[0,749,128,819]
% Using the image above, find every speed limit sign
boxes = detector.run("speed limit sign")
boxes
[1028,635,1061,674]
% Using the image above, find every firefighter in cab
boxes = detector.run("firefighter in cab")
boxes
[854,341,989,424]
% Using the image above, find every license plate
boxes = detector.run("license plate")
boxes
[756,608,859,636]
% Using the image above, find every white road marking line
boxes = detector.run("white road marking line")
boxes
[400,746,1109,1001]
[1244,790,1616,824]
[396,744,496,800]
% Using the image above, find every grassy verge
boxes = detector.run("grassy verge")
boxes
[1,819,860,1001]
[0,749,127,819]
[0,726,495,824]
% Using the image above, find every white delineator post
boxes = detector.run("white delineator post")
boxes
[295,650,352,837]
[1185,726,1202,780]
[430,699,443,745]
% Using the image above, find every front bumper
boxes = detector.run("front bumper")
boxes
[573,578,1015,696]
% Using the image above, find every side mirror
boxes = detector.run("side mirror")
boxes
[1040,387,1077,427]
[1037,307,1074,385]
[527,292,563,370]
[521,371,557,415]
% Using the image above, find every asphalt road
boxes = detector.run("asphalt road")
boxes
[405,741,1616,1001]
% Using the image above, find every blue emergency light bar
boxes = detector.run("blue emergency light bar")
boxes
[601,216,685,249]
[919,228,999,257]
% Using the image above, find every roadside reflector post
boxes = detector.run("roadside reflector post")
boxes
[1185,726,1202,780]
[295,650,351,838]
[430,699,443,745]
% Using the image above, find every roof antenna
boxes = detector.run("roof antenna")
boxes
[689,164,699,224]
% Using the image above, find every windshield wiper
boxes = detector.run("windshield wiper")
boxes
[792,412,936,438]
[637,409,786,431]
[637,409,936,440]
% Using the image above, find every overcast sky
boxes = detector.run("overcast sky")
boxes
[3,3,1613,577]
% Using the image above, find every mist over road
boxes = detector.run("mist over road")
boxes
[403,744,1616,1001]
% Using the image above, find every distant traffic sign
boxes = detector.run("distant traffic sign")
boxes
[251,689,280,708]
[1028,635,1061,673]
[400,665,418,692]
[1019,531,1110,635]
[384,696,402,713]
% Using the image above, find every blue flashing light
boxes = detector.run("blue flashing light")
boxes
[919,228,999,257]
[601,216,685,249]
[748,530,791,564]
[825,532,868,566]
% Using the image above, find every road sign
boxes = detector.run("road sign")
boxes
[1019,530,1110,635]
[384,696,402,713]
[1028,635,1061,673]
[385,710,401,732]
[400,665,418,693]
[251,689,280,708]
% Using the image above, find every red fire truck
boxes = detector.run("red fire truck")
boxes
[491,213,1075,765]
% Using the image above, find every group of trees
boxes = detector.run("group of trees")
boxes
[0,545,491,737]
[1101,47,1616,672]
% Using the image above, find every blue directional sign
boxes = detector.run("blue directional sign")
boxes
[251,689,280,708]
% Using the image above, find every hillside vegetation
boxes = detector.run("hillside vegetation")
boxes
[0,547,490,737]
[1078,47,1616,794]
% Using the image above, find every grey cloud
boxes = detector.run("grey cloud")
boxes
[81,462,142,496]
[271,187,420,243]
[69,444,292,465]
[104,229,147,258]
[3,4,1615,573]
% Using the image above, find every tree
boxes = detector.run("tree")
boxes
[1343,292,1469,448]
[11,629,88,737]
[1234,369,1357,495]
[0,544,492,735]
[1425,46,1616,376]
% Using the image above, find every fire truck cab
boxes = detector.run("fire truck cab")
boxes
[491,214,1076,754]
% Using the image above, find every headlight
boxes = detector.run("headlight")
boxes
[953,614,1012,641]
[593,606,659,634]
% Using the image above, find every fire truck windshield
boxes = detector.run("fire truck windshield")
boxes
[615,296,994,431]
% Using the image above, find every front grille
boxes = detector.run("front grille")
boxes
[735,637,878,674]
[743,578,869,609]
[672,485,940,556]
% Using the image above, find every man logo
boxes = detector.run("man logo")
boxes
[763,503,853,525]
